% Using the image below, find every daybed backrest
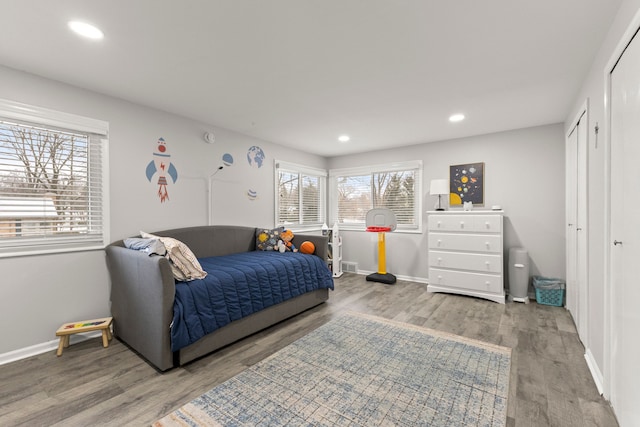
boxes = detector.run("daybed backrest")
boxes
[108,225,329,261]
[151,225,257,258]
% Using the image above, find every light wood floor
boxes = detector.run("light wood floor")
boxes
[0,274,618,426]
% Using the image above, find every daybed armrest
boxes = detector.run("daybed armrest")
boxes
[292,233,329,261]
[106,244,176,371]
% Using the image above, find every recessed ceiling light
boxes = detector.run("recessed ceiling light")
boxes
[338,135,350,142]
[449,114,465,123]
[68,21,104,40]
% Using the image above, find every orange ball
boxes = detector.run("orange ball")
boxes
[300,241,315,255]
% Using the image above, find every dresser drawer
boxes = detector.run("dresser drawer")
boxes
[429,251,502,273]
[429,268,503,294]
[428,214,501,232]
[428,233,502,253]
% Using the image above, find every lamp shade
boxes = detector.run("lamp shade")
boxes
[429,179,449,195]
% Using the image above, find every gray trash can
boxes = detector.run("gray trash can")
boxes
[508,247,529,303]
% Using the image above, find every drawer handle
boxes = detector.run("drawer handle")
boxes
[437,275,443,283]
[460,221,465,228]
[437,221,442,228]
[514,263,525,268]
[485,261,490,269]
[437,239,442,247]
[485,221,490,228]
[437,257,443,265]
[485,242,490,249]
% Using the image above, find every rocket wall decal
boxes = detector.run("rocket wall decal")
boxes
[145,137,178,202]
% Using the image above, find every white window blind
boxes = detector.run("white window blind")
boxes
[275,160,326,229]
[330,161,422,231]
[0,99,109,257]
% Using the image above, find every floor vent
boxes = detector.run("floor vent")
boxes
[342,262,358,273]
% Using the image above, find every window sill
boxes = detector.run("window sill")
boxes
[0,244,106,259]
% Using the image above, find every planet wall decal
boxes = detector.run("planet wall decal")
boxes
[247,146,265,168]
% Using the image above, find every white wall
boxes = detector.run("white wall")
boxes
[565,0,640,399]
[0,62,566,359]
[0,17,606,360]
[0,65,326,357]
[328,124,566,284]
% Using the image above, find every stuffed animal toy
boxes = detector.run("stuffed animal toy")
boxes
[279,229,297,252]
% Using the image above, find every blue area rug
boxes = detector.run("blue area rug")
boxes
[154,312,511,426]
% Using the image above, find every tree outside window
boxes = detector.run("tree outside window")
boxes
[332,162,422,231]
[0,99,108,257]
[276,161,326,228]
[0,123,90,237]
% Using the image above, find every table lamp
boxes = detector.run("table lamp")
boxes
[429,179,449,211]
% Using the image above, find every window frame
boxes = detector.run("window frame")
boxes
[329,160,423,233]
[274,160,327,232]
[0,98,109,258]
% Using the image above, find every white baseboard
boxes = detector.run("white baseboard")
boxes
[0,331,101,366]
[396,274,428,284]
[584,348,604,395]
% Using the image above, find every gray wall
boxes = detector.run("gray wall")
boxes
[565,0,640,393]
[328,124,566,284]
[0,65,326,356]
[3,3,637,416]
[0,63,566,358]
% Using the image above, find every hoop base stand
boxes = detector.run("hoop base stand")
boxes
[366,272,396,285]
[365,227,396,285]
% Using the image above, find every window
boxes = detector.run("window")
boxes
[330,161,422,232]
[275,160,326,229]
[0,99,109,257]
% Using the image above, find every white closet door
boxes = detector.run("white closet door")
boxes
[565,126,578,318]
[566,109,588,342]
[610,28,640,427]
[576,114,588,340]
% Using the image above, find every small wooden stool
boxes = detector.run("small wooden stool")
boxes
[55,317,113,356]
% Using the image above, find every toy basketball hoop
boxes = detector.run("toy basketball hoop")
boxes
[365,208,397,285]
[366,226,392,233]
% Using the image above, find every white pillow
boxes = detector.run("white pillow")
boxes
[140,231,207,281]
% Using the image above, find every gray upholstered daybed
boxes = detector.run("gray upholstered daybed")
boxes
[106,225,332,371]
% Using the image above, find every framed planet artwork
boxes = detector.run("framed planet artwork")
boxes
[449,162,484,207]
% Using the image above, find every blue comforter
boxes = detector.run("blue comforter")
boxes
[171,251,334,351]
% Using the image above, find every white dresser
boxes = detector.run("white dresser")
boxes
[427,211,505,304]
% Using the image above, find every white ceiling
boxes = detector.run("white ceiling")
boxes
[0,1,622,157]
